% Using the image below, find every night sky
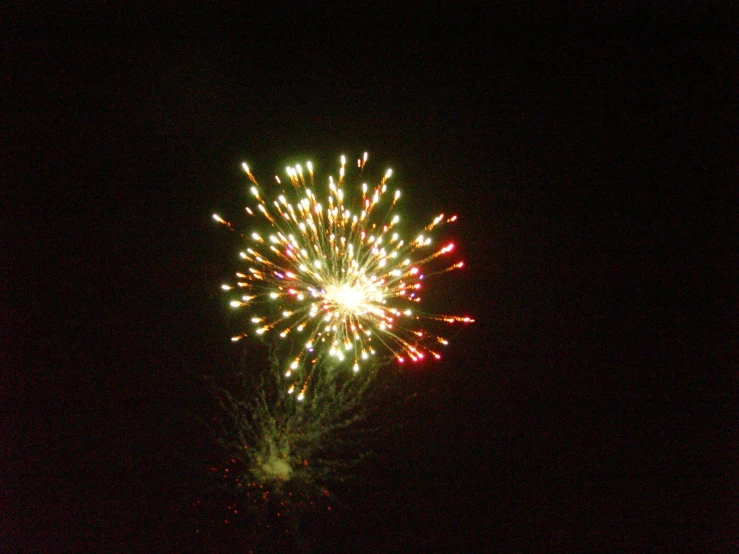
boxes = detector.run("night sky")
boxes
[3,5,737,552]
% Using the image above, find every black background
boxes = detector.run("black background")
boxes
[2,4,737,552]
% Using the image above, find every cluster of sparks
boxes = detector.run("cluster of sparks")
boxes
[214,153,473,398]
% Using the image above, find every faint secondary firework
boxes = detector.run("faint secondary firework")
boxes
[213,153,473,397]
[215,353,377,492]
[205,352,379,543]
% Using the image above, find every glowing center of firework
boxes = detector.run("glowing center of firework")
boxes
[324,282,374,314]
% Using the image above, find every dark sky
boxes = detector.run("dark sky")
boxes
[3,4,737,552]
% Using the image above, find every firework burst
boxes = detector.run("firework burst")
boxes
[214,153,473,396]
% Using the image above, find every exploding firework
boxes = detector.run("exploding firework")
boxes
[213,153,473,395]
